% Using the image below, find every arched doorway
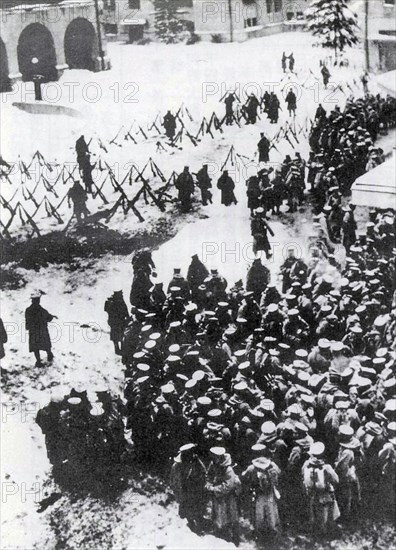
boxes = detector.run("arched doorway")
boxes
[64,18,97,71]
[17,24,57,82]
[0,38,11,92]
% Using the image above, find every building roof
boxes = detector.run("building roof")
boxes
[351,155,396,209]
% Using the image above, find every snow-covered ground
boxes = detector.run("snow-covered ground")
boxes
[0,32,386,549]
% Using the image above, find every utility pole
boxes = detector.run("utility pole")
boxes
[228,0,234,42]
[364,0,370,71]
[94,0,106,71]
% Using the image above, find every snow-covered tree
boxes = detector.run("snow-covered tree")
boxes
[305,0,360,61]
[154,0,186,44]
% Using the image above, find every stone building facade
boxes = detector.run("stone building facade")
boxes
[102,0,194,42]
[193,0,308,42]
[102,0,307,43]
[367,0,396,72]
[0,0,110,91]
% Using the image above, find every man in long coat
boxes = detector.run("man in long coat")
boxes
[241,454,281,540]
[285,89,297,117]
[257,133,270,163]
[187,254,209,300]
[224,93,236,126]
[302,442,340,536]
[25,292,57,366]
[341,205,357,252]
[206,447,241,545]
[217,171,237,206]
[195,164,213,205]
[68,180,89,224]
[175,167,195,212]
[251,208,274,258]
[163,110,177,140]
[104,290,129,355]
[171,443,207,534]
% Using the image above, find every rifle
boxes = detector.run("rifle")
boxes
[110,127,124,146]
[19,204,41,237]
[150,159,166,182]
[156,141,167,153]
[92,180,109,205]
[22,182,40,209]
[138,125,148,140]
[42,177,59,198]
[0,219,11,239]
[45,197,64,224]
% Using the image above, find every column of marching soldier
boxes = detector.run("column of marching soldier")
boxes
[66,90,396,226]
[32,200,396,543]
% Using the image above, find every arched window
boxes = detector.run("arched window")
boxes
[17,24,57,82]
[64,18,98,71]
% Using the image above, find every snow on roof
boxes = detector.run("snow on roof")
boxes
[2,0,95,12]
[351,155,396,209]
[376,70,396,97]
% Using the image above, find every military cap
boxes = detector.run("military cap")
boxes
[288,309,299,317]
[309,442,325,456]
[67,397,82,406]
[210,447,225,456]
[373,357,386,369]
[168,344,180,354]
[384,400,396,414]
[384,378,396,393]
[278,343,291,351]
[259,398,275,412]
[192,370,206,381]
[185,379,197,389]
[208,408,222,417]
[387,422,396,435]
[149,332,161,340]
[161,383,175,394]
[331,342,344,352]
[167,355,181,363]
[287,404,303,418]
[179,443,197,454]
[374,315,390,328]
[169,321,182,328]
[318,338,331,349]
[236,317,248,324]
[197,396,212,406]
[145,340,156,350]
[136,363,150,372]
[136,376,150,384]
[207,422,223,431]
[301,394,315,405]
[251,443,266,453]
[238,361,252,371]
[261,421,277,435]
[90,407,104,417]
[293,359,309,370]
[234,381,248,391]
[295,421,309,433]
[295,349,308,359]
